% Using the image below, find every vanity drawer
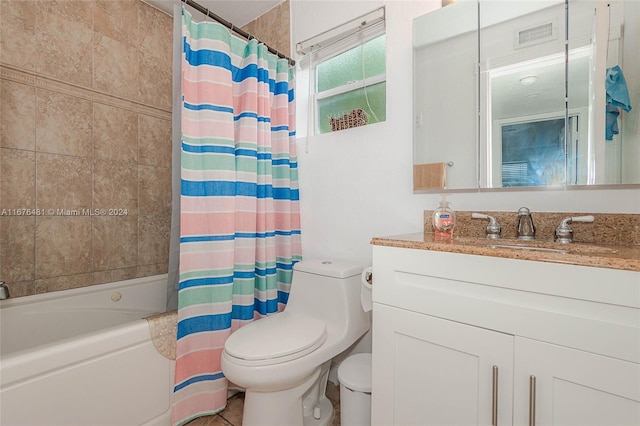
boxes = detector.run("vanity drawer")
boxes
[372,245,640,362]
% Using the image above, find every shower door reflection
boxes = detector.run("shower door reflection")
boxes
[498,117,579,187]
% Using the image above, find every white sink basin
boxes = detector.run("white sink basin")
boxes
[486,242,619,255]
[487,244,569,254]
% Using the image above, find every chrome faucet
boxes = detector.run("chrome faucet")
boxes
[472,213,501,239]
[554,215,595,243]
[0,281,9,300]
[517,207,535,240]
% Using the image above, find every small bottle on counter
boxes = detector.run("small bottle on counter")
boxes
[433,194,456,239]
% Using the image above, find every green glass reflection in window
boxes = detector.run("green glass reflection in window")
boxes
[317,82,386,134]
[316,35,386,93]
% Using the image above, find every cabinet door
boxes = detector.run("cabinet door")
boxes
[514,337,640,426]
[372,303,514,426]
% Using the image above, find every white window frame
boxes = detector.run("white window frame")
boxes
[315,73,386,102]
[296,7,386,135]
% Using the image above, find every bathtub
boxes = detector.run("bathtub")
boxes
[0,274,175,426]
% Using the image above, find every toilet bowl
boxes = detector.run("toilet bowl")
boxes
[221,259,370,426]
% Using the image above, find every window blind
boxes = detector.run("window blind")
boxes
[296,7,385,67]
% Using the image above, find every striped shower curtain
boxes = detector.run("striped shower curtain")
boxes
[172,8,302,426]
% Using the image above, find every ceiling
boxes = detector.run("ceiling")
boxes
[491,52,590,120]
[144,0,283,27]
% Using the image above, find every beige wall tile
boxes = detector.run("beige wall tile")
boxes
[242,0,291,58]
[93,267,138,285]
[1,80,36,150]
[36,89,92,157]
[138,213,170,266]
[138,1,172,64]
[139,50,172,110]
[94,34,140,100]
[0,216,36,282]
[35,272,93,294]
[138,165,171,266]
[137,263,168,278]
[95,0,139,46]
[93,103,138,162]
[139,165,172,215]
[0,0,37,71]
[137,1,171,111]
[2,0,173,297]
[36,153,92,213]
[36,5,93,88]
[1,148,36,210]
[35,216,92,279]
[37,0,94,28]
[93,159,138,214]
[92,215,138,271]
[138,115,171,168]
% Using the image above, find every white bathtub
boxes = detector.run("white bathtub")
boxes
[0,275,175,426]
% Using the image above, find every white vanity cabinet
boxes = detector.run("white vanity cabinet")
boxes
[371,245,640,426]
[373,303,514,426]
[513,337,640,426]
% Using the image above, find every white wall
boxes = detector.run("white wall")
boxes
[291,0,640,268]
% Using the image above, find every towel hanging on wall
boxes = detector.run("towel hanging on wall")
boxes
[413,162,449,190]
[605,65,632,141]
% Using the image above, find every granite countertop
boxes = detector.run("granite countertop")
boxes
[371,232,640,272]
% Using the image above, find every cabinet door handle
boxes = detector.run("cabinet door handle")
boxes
[529,375,536,426]
[492,365,498,426]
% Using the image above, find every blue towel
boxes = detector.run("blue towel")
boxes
[605,65,632,140]
[606,104,620,140]
[606,65,632,112]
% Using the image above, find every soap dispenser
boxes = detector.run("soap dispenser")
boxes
[433,194,456,239]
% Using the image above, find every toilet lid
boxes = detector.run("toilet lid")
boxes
[224,312,327,364]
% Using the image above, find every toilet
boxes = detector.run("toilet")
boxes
[221,259,371,426]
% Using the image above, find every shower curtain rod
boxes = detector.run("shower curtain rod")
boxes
[181,0,295,66]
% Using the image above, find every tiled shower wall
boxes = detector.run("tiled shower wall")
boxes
[242,0,291,58]
[0,0,172,297]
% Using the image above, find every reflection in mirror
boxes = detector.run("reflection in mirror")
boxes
[413,0,478,190]
[412,0,640,192]
[480,1,568,188]
[568,0,640,185]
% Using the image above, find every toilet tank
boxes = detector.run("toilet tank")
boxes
[285,260,365,331]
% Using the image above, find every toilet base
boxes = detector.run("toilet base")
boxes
[303,395,334,426]
[240,362,335,426]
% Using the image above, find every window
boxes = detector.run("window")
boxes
[316,35,386,133]
[297,8,386,134]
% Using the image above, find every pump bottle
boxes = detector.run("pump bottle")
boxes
[433,194,455,238]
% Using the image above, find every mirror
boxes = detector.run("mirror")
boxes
[413,0,479,190]
[413,0,640,191]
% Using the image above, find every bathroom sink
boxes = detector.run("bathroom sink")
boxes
[487,244,569,254]
[485,241,619,255]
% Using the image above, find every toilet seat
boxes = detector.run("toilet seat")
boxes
[224,311,327,366]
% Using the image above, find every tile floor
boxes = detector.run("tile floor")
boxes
[185,382,342,426]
